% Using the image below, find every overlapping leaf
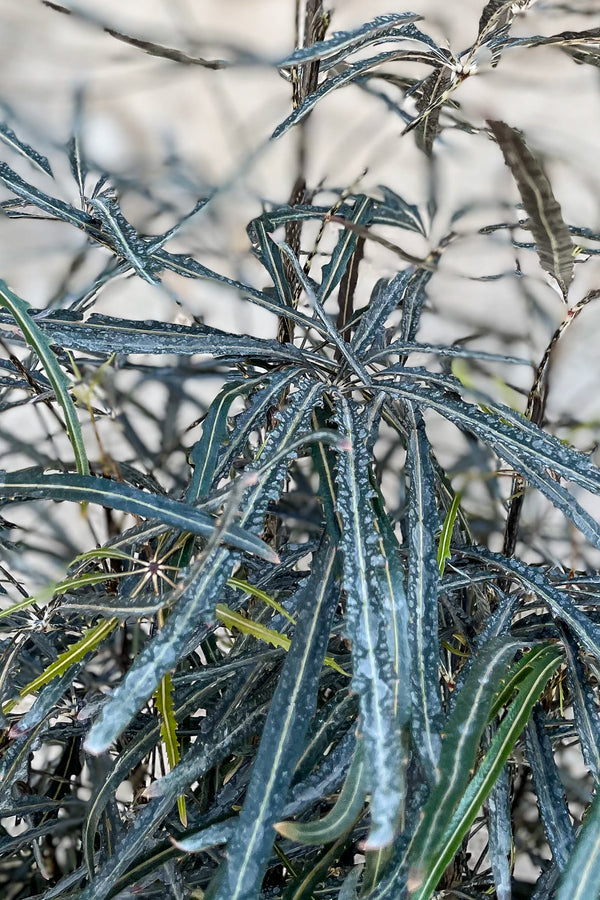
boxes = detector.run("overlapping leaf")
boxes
[333,394,403,849]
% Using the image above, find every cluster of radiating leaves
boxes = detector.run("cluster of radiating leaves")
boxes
[1,3,600,899]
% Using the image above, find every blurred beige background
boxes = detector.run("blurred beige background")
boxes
[1,0,599,412]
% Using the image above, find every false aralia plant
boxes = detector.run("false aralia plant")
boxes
[1,1,600,898]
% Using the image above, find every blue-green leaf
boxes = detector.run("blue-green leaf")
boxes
[317,195,373,303]
[333,395,403,849]
[187,378,252,502]
[210,543,339,900]
[87,196,161,284]
[351,268,413,356]
[556,787,600,900]
[0,469,276,562]
[405,405,442,780]
[487,766,512,900]
[171,820,235,853]
[562,629,600,778]
[488,120,574,300]
[525,705,574,870]
[84,380,325,755]
[14,310,313,365]
[276,14,422,68]
[275,738,366,845]
[0,121,53,175]
[0,161,90,228]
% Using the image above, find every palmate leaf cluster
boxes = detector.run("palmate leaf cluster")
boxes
[0,2,600,898]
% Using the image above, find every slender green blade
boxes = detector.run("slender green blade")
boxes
[408,643,563,899]
[0,469,277,562]
[0,280,89,476]
[408,637,523,880]
[275,739,366,845]
[405,405,442,780]
[210,543,339,900]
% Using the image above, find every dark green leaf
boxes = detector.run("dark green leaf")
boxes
[562,629,600,778]
[0,121,53,175]
[409,643,563,899]
[405,405,442,781]
[408,636,523,877]
[0,160,90,227]
[333,395,403,849]
[556,786,600,900]
[526,705,574,870]
[276,14,422,68]
[0,469,277,562]
[317,195,373,303]
[351,268,413,356]
[210,545,339,900]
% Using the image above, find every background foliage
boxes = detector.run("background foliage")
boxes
[1,1,600,898]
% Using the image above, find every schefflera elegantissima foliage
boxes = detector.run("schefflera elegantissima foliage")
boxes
[1,2,600,899]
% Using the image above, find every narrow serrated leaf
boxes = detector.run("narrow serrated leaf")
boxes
[556,786,600,900]
[211,543,339,900]
[526,705,574,870]
[0,161,90,227]
[318,195,373,303]
[0,121,53,175]
[187,379,248,501]
[488,120,574,299]
[333,395,403,848]
[412,67,452,155]
[21,309,315,365]
[87,196,161,284]
[562,629,600,778]
[405,405,442,780]
[247,213,294,305]
[276,14,422,68]
[351,268,413,356]
[0,469,277,562]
